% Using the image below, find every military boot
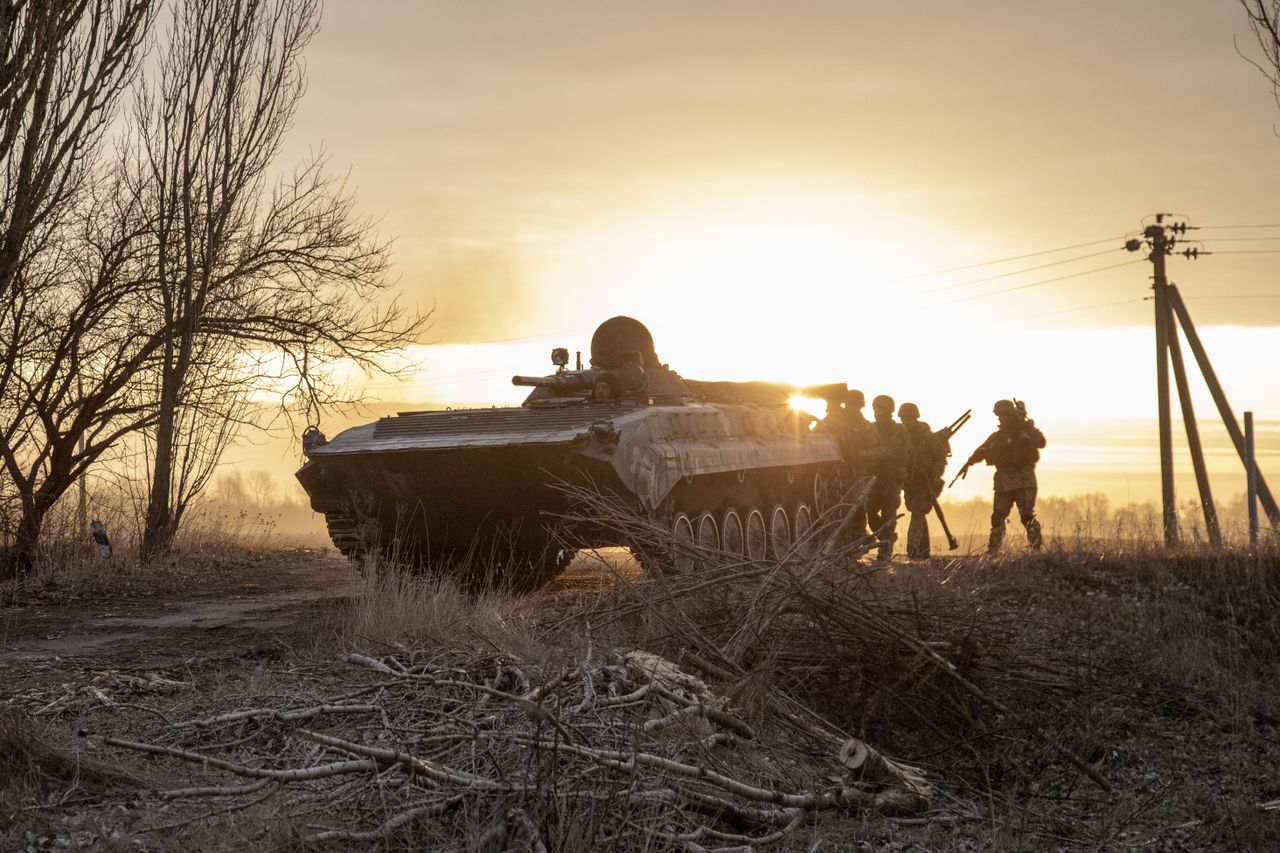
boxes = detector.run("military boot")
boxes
[987,517,1006,554]
[1024,515,1043,551]
[907,513,930,559]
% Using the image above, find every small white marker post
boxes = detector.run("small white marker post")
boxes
[1245,411,1258,548]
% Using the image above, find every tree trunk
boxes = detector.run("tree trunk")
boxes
[3,503,44,581]
[141,377,179,560]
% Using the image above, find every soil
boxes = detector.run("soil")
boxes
[1,551,355,688]
[0,550,632,684]
[2,548,1279,851]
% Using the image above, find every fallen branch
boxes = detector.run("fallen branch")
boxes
[296,729,505,790]
[308,794,466,842]
[101,736,378,782]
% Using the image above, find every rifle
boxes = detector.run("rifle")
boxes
[938,409,974,489]
[931,496,959,550]
[937,409,971,442]
[949,458,975,489]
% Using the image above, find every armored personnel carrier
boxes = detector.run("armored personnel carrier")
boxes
[295,317,845,590]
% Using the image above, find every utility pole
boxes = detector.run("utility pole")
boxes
[1128,213,1277,548]
[1246,411,1258,547]
[1145,216,1178,546]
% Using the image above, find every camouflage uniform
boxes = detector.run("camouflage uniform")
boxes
[821,395,877,541]
[865,397,908,560]
[966,410,1047,553]
[901,417,943,559]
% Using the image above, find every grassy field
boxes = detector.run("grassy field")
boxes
[2,521,1278,851]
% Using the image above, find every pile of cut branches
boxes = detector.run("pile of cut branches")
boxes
[95,647,932,849]
[548,481,1113,796]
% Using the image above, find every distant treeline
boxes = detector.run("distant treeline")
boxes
[937,492,1266,550]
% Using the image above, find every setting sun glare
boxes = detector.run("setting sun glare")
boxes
[789,394,828,420]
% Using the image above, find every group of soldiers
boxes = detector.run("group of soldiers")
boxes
[820,391,1047,559]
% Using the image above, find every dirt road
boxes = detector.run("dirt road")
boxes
[0,547,634,685]
[0,550,356,689]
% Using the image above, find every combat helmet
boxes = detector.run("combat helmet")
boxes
[898,402,920,422]
[993,399,1018,417]
[846,389,866,409]
[872,394,895,416]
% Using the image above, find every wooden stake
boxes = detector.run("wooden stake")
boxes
[1168,285,1280,526]
[1166,304,1222,546]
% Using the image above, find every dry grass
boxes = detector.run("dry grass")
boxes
[341,553,534,654]
[5,481,1280,850]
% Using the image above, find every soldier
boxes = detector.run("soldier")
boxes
[960,399,1047,553]
[898,402,945,559]
[866,394,908,560]
[821,389,876,540]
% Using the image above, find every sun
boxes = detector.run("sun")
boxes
[789,394,828,419]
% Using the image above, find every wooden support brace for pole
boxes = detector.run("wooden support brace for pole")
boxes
[1168,285,1280,527]
[1166,303,1222,547]
[1152,252,1178,546]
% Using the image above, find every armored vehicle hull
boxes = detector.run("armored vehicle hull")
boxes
[295,318,844,589]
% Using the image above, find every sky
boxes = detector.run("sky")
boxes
[254,0,1280,504]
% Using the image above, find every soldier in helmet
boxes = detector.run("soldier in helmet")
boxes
[898,402,945,559]
[821,388,876,540]
[960,399,1047,553]
[866,394,908,560]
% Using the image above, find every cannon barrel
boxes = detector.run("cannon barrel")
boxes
[512,372,593,389]
[804,382,849,401]
[513,374,556,388]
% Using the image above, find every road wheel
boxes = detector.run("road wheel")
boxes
[695,512,719,551]
[769,504,792,559]
[793,502,814,554]
[744,508,767,561]
[814,470,837,514]
[720,509,745,557]
[671,512,696,572]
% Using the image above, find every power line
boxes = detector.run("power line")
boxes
[1207,249,1280,255]
[1047,297,1146,315]
[1184,294,1280,300]
[1195,223,1280,230]
[925,247,1124,294]
[897,235,1126,280]
[1192,234,1280,240]
[950,259,1144,303]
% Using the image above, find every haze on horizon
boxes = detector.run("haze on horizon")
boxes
[243,0,1280,506]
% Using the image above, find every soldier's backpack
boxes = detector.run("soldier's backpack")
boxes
[929,427,952,480]
[1010,430,1041,466]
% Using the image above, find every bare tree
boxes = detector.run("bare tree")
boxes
[130,336,258,544]
[0,0,154,578]
[1240,1,1280,110]
[128,0,422,559]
